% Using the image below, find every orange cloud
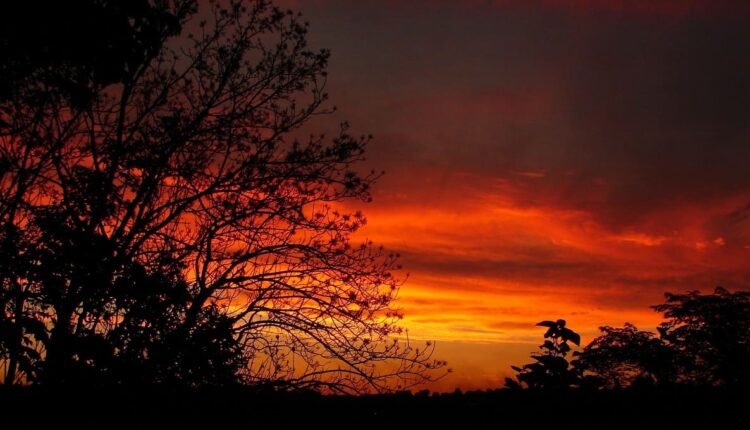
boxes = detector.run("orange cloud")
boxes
[341,169,750,390]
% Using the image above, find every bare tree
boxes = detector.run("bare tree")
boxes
[0,0,444,392]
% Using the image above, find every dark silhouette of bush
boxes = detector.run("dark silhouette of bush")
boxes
[24,209,243,386]
[654,287,750,386]
[537,287,750,389]
[573,323,676,388]
[505,319,585,389]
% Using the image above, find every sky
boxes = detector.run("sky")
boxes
[276,0,750,391]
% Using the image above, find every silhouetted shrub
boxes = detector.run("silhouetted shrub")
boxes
[506,319,584,389]
[574,323,675,388]
[654,287,750,386]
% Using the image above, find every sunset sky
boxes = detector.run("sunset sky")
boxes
[276,0,750,390]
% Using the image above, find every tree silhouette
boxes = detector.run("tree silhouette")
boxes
[573,323,676,388]
[0,0,192,108]
[0,0,443,392]
[505,319,583,390]
[653,287,750,386]
[21,209,244,386]
[562,287,750,389]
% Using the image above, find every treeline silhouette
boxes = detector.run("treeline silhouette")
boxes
[507,287,750,390]
[1,377,748,428]
[3,287,749,429]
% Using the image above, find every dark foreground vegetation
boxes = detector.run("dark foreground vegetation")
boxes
[2,385,748,428]
[507,288,750,391]
[3,2,750,428]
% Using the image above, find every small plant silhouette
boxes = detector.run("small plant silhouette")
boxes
[505,319,582,389]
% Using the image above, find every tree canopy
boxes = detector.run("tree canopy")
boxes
[573,323,675,388]
[654,287,750,386]
[0,0,443,392]
[510,287,750,390]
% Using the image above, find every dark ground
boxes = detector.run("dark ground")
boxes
[1,386,747,429]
